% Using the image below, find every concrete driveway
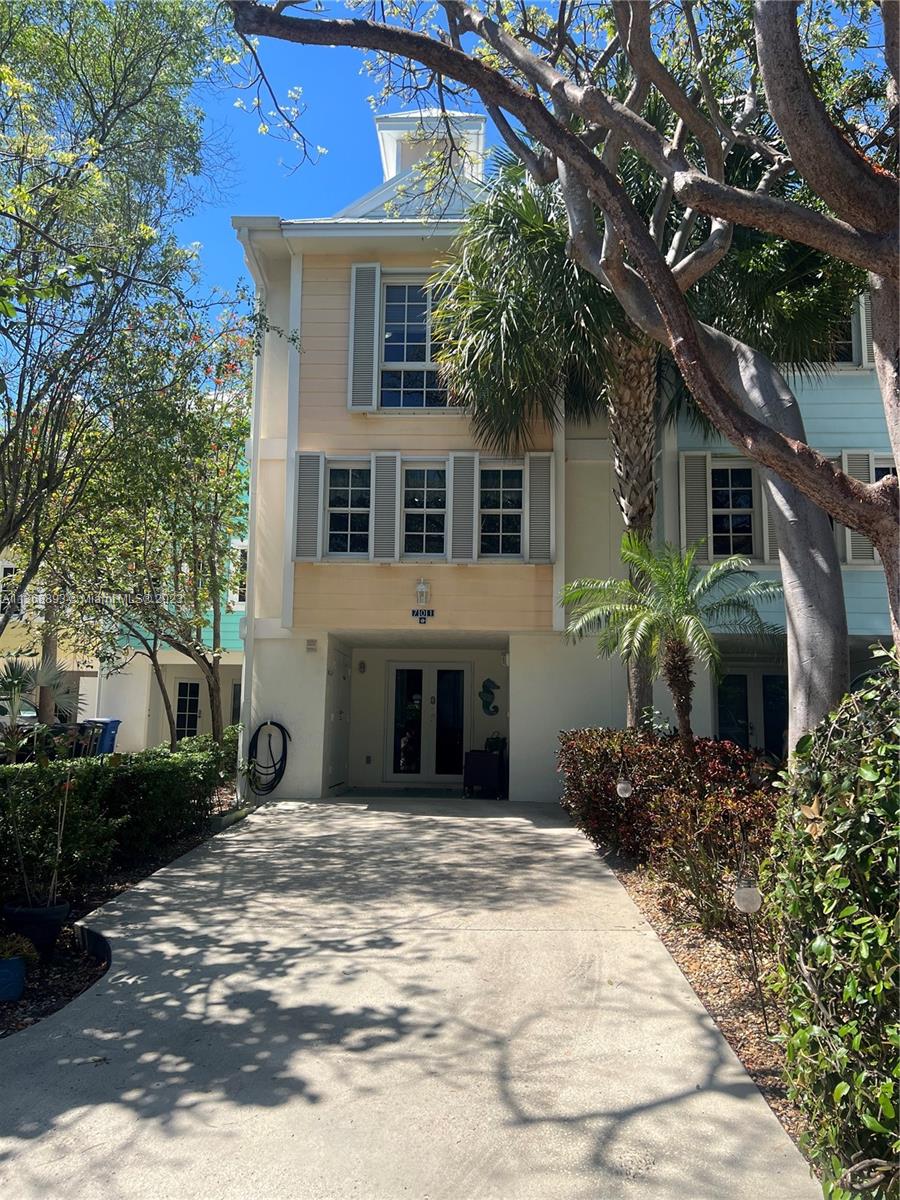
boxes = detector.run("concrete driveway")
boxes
[0,799,819,1200]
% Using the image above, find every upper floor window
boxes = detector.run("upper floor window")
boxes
[229,545,248,609]
[875,461,898,483]
[403,466,446,555]
[479,467,523,556]
[711,465,755,557]
[380,280,447,409]
[327,465,371,555]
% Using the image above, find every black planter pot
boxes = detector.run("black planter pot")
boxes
[3,901,71,955]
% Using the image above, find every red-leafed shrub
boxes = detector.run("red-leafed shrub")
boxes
[558,728,777,930]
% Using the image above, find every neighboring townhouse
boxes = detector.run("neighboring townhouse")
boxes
[234,109,893,802]
[0,567,100,719]
[674,310,893,759]
[95,563,246,752]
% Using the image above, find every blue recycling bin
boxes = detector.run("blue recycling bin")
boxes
[84,718,121,755]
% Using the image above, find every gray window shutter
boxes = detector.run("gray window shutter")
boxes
[449,452,478,561]
[843,451,876,562]
[526,453,554,563]
[861,292,874,367]
[680,452,710,560]
[370,452,400,561]
[294,452,324,561]
[764,495,779,562]
[348,263,381,410]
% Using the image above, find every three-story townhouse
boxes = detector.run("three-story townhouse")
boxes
[235,109,894,802]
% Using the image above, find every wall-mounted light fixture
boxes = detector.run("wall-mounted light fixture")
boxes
[415,578,431,606]
[358,660,366,675]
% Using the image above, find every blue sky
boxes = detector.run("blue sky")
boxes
[179,39,492,295]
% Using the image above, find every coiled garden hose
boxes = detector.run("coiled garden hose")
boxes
[247,721,291,796]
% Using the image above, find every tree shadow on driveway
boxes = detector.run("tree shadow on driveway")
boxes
[0,800,815,1199]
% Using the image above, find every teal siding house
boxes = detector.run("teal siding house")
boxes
[675,307,893,756]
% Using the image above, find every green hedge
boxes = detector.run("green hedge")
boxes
[0,727,238,908]
[766,659,899,1200]
[558,727,777,931]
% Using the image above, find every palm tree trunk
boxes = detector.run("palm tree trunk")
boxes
[662,639,695,755]
[608,332,658,726]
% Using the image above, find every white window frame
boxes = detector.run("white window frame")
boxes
[827,294,873,370]
[709,459,761,560]
[478,461,525,559]
[378,273,448,411]
[401,461,448,559]
[325,459,373,559]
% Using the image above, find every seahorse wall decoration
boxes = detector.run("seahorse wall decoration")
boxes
[479,677,500,716]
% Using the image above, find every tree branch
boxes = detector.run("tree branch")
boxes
[753,0,897,234]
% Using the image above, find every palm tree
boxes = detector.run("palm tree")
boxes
[433,154,860,726]
[562,534,783,754]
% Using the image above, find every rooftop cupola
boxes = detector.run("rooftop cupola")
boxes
[374,109,486,183]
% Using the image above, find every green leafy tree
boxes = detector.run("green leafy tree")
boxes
[563,533,782,752]
[46,303,252,745]
[0,0,222,633]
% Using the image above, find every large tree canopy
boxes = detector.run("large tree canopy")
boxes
[0,0,223,627]
[228,0,899,671]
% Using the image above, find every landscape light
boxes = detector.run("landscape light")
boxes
[734,875,763,914]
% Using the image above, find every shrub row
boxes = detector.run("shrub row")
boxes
[0,727,239,908]
[558,727,777,930]
[766,662,899,1200]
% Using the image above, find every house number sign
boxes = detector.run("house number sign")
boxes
[411,608,435,625]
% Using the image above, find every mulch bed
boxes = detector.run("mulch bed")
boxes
[0,926,108,1039]
[613,862,810,1152]
[1,785,244,1040]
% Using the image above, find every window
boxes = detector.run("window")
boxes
[380,280,447,409]
[832,316,855,364]
[711,465,755,556]
[327,465,371,555]
[237,548,247,604]
[229,545,248,609]
[403,466,446,555]
[875,462,898,483]
[231,681,242,727]
[479,467,523,556]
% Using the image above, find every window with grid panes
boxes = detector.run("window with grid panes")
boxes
[403,466,446,555]
[710,465,755,556]
[479,467,523,556]
[380,281,447,408]
[327,465,371,554]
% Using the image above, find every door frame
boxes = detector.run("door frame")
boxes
[383,661,472,785]
[174,678,202,741]
[716,666,787,753]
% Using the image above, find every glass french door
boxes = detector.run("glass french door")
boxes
[386,663,468,783]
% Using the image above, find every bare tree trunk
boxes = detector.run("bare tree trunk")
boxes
[146,647,177,751]
[206,658,224,744]
[37,614,58,725]
[876,529,900,650]
[607,332,658,725]
[704,332,849,747]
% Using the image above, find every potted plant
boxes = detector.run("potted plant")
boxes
[0,657,80,955]
[0,933,39,1002]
